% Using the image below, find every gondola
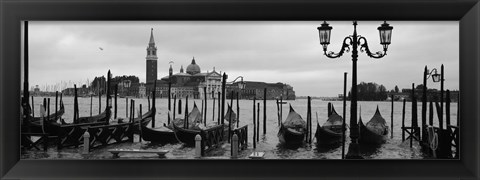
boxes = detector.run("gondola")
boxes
[359,106,389,145]
[142,123,179,144]
[29,100,65,124]
[315,104,345,146]
[277,105,307,148]
[138,81,179,144]
[171,104,223,147]
[170,104,205,146]
[136,106,178,144]
[27,101,66,132]
[74,107,111,124]
[46,107,112,135]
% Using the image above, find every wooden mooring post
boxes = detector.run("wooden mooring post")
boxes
[429,101,434,126]
[73,85,79,123]
[31,96,34,117]
[114,85,118,119]
[446,90,451,127]
[307,96,312,144]
[131,100,135,123]
[403,83,420,148]
[342,72,347,159]
[55,91,58,119]
[90,94,93,117]
[139,104,143,143]
[178,99,182,115]
[263,88,267,134]
[126,98,128,119]
[217,93,221,123]
[98,86,101,114]
[276,99,280,125]
[204,87,207,126]
[401,99,406,141]
[168,76,172,125]
[45,98,51,151]
[201,100,204,124]
[280,96,283,121]
[152,82,156,128]
[391,94,393,139]
[237,92,240,128]
[173,94,176,120]
[253,97,256,149]
[422,66,428,144]
[185,96,189,129]
[221,73,226,125]
[257,102,260,142]
[229,91,234,142]
[48,98,50,120]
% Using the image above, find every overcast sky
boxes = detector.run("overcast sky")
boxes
[28,21,459,97]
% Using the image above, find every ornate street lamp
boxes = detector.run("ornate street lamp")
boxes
[426,68,441,83]
[228,76,246,97]
[317,21,393,159]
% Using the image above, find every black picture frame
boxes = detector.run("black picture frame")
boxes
[1,0,479,179]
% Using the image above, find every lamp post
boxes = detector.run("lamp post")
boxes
[425,66,443,128]
[422,66,442,142]
[317,21,393,159]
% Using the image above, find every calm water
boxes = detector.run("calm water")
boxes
[22,96,458,159]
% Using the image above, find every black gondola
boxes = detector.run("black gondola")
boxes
[29,100,65,124]
[170,104,203,146]
[142,124,179,144]
[315,105,345,146]
[171,104,224,147]
[28,101,65,133]
[277,105,306,148]
[359,106,389,145]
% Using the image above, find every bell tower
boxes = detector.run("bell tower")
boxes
[146,28,158,83]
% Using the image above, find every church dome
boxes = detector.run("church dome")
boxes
[186,57,201,75]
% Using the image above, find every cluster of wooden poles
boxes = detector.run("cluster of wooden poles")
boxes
[399,65,459,159]
[250,88,272,148]
[400,84,458,158]
[30,91,62,123]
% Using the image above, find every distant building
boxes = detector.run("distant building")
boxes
[392,88,458,102]
[146,58,223,99]
[227,81,295,100]
[61,86,89,97]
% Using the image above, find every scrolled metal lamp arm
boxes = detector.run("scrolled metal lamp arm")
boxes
[358,36,386,59]
[426,68,440,80]
[228,76,244,84]
[324,36,352,58]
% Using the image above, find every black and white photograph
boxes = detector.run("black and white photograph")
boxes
[20,21,459,160]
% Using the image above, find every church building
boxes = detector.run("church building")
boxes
[145,29,223,99]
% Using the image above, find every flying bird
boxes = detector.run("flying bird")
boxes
[99,47,104,51]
